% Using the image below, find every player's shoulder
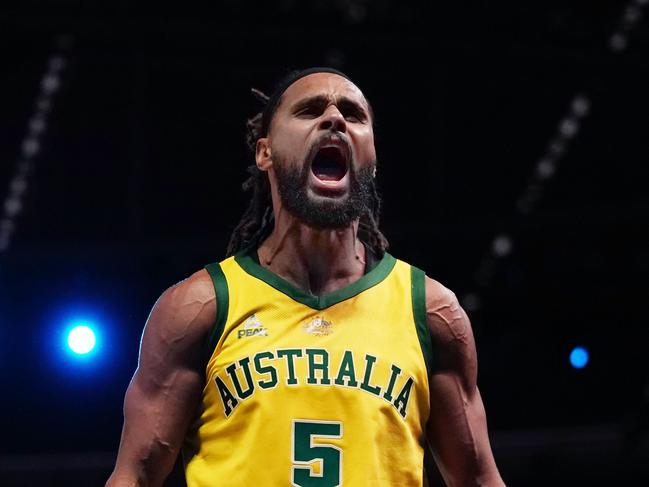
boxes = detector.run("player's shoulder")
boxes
[165,268,215,305]
[149,267,217,339]
[420,274,472,346]
[422,275,459,312]
[397,257,460,312]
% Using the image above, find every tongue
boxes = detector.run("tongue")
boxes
[312,157,346,181]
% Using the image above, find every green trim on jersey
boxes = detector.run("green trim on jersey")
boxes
[205,262,230,359]
[411,266,434,376]
[234,248,397,311]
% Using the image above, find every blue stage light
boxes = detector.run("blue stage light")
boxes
[570,346,589,369]
[45,306,116,375]
[67,325,96,355]
[60,318,103,363]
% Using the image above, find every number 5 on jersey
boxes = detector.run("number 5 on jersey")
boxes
[291,419,343,487]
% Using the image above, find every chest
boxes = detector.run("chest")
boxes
[208,291,426,419]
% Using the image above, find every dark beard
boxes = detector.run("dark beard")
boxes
[273,155,375,229]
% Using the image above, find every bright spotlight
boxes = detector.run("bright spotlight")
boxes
[570,346,589,369]
[47,308,112,373]
[67,324,97,355]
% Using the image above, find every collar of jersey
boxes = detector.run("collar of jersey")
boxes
[234,247,397,310]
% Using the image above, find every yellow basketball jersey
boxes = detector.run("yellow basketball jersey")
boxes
[183,248,433,487]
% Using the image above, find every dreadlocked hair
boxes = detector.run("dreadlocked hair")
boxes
[225,88,389,258]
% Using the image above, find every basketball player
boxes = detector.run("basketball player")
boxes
[106,68,505,486]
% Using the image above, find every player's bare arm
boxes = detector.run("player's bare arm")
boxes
[424,277,505,487]
[106,269,216,487]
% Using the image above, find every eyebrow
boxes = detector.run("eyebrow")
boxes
[290,94,369,117]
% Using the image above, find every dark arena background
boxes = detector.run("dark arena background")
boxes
[1,1,648,486]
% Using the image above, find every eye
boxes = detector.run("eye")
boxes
[339,102,367,123]
[342,109,366,123]
[296,105,324,118]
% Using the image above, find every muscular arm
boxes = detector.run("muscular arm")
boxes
[106,270,216,487]
[424,277,505,487]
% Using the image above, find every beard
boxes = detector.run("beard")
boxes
[272,152,375,229]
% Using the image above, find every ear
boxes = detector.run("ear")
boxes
[255,138,273,171]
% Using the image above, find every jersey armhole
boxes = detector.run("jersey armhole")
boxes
[411,265,434,376]
[204,262,230,364]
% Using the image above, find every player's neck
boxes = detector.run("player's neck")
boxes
[257,213,366,297]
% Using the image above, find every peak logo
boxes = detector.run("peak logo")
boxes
[237,314,269,339]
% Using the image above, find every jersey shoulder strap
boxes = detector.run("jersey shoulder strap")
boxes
[410,264,435,376]
[204,261,229,362]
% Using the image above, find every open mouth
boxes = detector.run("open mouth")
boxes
[310,146,348,182]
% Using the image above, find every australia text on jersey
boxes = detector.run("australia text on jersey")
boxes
[214,348,416,419]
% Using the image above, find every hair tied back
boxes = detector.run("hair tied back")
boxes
[250,88,270,105]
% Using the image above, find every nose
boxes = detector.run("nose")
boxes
[318,105,347,133]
